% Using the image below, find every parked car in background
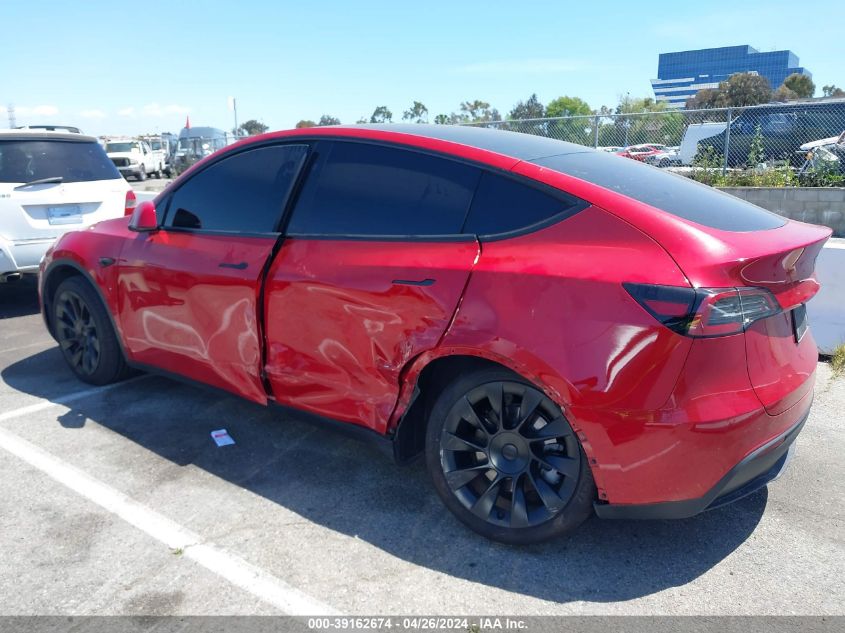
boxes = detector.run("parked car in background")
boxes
[16,125,82,134]
[615,144,665,162]
[0,129,133,281]
[139,134,175,177]
[700,100,845,166]
[106,139,166,181]
[172,126,234,174]
[39,125,829,544]
[679,121,728,165]
[596,146,622,153]
[645,146,681,168]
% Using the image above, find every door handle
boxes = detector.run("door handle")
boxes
[219,261,248,270]
[392,278,435,286]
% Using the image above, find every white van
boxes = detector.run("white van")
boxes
[677,122,727,165]
[0,130,133,280]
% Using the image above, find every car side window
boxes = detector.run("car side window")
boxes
[286,142,480,237]
[462,171,585,237]
[165,144,308,233]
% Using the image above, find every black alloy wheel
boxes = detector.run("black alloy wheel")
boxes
[55,289,101,376]
[426,368,595,543]
[52,277,131,385]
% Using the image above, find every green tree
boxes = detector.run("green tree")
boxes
[317,115,341,126]
[433,114,450,125]
[402,101,429,123]
[773,84,799,102]
[687,73,772,109]
[686,88,727,109]
[546,96,591,118]
[822,84,845,98]
[295,119,316,128]
[782,73,815,98]
[370,106,393,123]
[508,93,545,120]
[239,119,269,135]
[355,116,369,124]
[460,100,495,122]
[721,72,772,106]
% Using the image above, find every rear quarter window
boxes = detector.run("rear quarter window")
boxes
[0,140,121,183]
[532,151,787,232]
[462,171,586,237]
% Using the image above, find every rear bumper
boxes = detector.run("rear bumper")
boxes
[594,407,808,520]
[0,236,54,274]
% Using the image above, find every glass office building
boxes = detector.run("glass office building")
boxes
[651,45,812,109]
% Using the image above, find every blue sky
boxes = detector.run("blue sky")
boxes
[2,0,842,136]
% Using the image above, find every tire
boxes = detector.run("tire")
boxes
[136,166,146,181]
[659,158,669,168]
[52,277,130,385]
[425,367,595,544]
[153,165,162,179]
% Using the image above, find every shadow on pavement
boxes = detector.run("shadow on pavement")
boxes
[2,348,767,604]
[0,277,40,319]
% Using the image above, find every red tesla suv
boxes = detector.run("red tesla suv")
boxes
[39,125,830,543]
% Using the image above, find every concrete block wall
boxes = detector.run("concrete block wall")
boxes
[719,187,845,237]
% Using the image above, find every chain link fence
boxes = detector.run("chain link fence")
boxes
[463,100,845,182]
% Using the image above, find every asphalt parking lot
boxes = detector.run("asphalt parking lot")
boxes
[1,276,843,616]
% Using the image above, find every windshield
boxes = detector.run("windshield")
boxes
[106,142,139,153]
[0,140,121,183]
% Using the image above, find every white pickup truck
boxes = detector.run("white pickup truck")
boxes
[105,139,166,181]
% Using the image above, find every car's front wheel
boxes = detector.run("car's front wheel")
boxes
[53,277,130,385]
[136,165,146,181]
[425,368,595,544]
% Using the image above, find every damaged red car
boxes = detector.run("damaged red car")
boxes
[39,125,830,543]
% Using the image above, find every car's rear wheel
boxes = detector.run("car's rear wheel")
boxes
[425,368,595,544]
[53,277,130,385]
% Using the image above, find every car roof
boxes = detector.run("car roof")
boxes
[0,129,97,143]
[352,124,591,161]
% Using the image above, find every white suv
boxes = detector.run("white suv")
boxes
[0,130,134,281]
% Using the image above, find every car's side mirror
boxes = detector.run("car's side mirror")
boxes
[128,200,159,232]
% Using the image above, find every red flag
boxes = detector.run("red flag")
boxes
[185,115,191,129]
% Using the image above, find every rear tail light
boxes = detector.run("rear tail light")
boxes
[125,189,137,216]
[624,283,782,338]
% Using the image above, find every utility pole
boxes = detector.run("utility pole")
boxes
[7,104,16,128]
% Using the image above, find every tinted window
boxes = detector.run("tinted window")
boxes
[166,144,308,233]
[532,151,787,232]
[463,172,584,236]
[287,142,479,236]
[0,140,120,183]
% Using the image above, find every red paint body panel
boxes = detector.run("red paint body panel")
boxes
[264,237,479,433]
[39,125,830,513]
[117,230,274,404]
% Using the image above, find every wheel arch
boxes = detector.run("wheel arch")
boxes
[390,347,599,475]
[41,259,125,359]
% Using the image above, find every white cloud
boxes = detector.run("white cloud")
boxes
[117,107,135,117]
[453,58,589,75]
[16,104,60,117]
[79,109,107,119]
[142,102,191,117]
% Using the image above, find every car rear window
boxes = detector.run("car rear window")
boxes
[532,151,787,232]
[0,140,121,184]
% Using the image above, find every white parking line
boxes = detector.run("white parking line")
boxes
[0,379,144,423]
[0,390,338,615]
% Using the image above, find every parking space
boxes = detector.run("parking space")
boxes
[1,277,843,616]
